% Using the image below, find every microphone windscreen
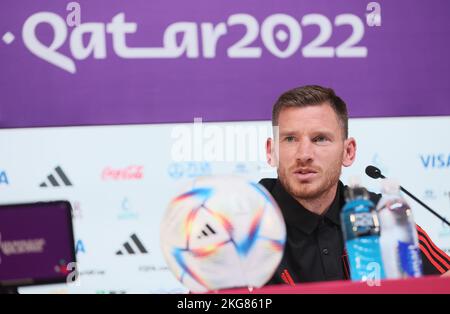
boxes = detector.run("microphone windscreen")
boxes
[365,165,382,179]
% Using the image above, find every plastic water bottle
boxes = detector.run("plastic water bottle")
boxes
[376,180,423,279]
[341,180,386,282]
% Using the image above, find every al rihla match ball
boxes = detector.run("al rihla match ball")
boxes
[160,175,286,292]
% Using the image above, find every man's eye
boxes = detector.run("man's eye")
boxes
[285,136,295,142]
[314,136,328,143]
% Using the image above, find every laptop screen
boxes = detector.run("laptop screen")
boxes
[0,201,76,287]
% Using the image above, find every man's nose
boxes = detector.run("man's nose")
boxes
[295,139,314,163]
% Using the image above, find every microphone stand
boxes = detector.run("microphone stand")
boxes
[366,166,450,227]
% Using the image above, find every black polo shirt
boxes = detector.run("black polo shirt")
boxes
[259,178,447,285]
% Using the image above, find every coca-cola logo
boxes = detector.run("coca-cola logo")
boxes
[101,166,144,181]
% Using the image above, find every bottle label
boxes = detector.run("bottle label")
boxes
[346,237,386,281]
[351,212,378,237]
[398,241,423,277]
[342,199,380,239]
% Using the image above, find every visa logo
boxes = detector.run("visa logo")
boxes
[75,239,86,254]
[420,154,450,169]
[0,171,9,185]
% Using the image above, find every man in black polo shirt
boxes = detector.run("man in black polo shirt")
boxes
[260,85,450,285]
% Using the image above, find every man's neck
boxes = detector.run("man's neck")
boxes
[294,184,339,216]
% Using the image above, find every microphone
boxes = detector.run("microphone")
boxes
[365,165,450,227]
[365,165,385,179]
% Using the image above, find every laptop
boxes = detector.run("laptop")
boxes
[0,201,77,291]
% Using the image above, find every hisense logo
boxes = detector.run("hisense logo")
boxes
[420,154,450,169]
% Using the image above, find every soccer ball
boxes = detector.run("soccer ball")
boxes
[160,176,286,293]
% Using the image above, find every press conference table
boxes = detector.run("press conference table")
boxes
[215,275,450,294]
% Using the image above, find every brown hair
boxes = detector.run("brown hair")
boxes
[272,85,349,138]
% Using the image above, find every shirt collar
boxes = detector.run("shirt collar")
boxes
[272,179,344,235]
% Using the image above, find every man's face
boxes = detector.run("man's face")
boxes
[267,104,355,201]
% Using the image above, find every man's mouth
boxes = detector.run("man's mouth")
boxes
[293,168,318,181]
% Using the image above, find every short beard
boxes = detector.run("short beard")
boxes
[277,166,341,202]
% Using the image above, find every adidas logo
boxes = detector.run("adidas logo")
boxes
[197,223,216,239]
[39,166,73,187]
[116,233,148,255]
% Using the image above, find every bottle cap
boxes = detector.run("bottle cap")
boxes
[380,179,400,195]
[347,175,362,188]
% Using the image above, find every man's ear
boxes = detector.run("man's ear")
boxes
[342,137,356,167]
[266,138,276,167]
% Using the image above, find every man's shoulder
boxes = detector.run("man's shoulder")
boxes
[258,178,277,194]
[258,178,382,206]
